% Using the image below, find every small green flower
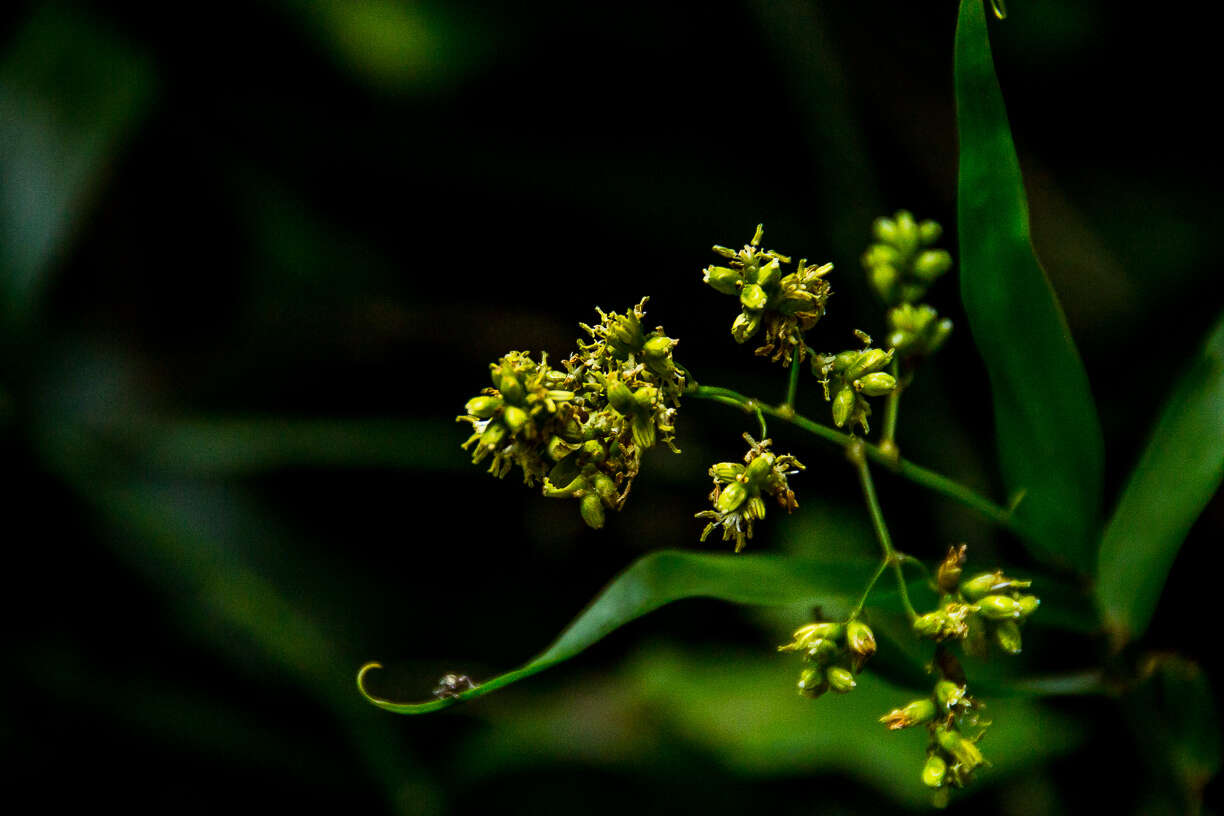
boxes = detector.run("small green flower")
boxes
[696,434,804,552]
[862,210,953,306]
[812,332,897,434]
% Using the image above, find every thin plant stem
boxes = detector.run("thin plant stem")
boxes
[851,449,918,621]
[754,404,768,439]
[882,359,901,447]
[689,384,1014,530]
[783,343,804,412]
[849,558,889,619]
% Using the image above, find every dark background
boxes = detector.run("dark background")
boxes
[3,1,1221,812]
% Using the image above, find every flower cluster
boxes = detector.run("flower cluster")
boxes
[696,434,804,552]
[862,210,952,306]
[702,224,833,365]
[778,618,876,698]
[811,331,898,434]
[880,677,991,794]
[458,299,685,529]
[912,546,1040,655]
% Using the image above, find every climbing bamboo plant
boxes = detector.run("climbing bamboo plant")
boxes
[358,1,1223,805]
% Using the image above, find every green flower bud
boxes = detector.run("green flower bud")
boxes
[593,473,619,507]
[828,666,857,693]
[1016,594,1041,618]
[918,219,943,245]
[880,698,936,730]
[832,387,856,428]
[746,495,767,521]
[977,594,1021,620]
[643,334,677,368]
[893,210,918,254]
[913,249,953,281]
[465,395,502,419]
[580,493,606,529]
[744,453,775,488]
[778,622,843,652]
[499,373,524,404]
[547,436,579,461]
[730,311,761,343]
[633,386,658,411]
[606,375,635,414]
[716,480,748,514]
[960,571,1031,602]
[870,265,898,299]
[854,372,897,397]
[607,313,645,357]
[703,265,741,295]
[846,348,891,380]
[935,680,966,711]
[710,462,745,483]
[872,217,897,245]
[756,258,782,291]
[846,620,877,664]
[740,283,768,311]
[864,243,903,268]
[478,421,507,450]
[935,727,984,771]
[501,404,529,434]
[922,754,948,789]
[797,666,827,698]
[913,611,948,638]
[805,637,839,664]
[994,619,1023,655]
[581,439,607,462]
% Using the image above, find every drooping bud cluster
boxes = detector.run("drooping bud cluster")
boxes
[881,676,991,794]
[812,330,898,434]
[862,210,952,306]
[695,434,804,552]
[886,303,953,360]
[913,546,1040,655]
[778,618,876,698]
[458,299,686,529]
[702,224,833,365]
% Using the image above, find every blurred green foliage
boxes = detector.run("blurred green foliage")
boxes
[3,1,1221,813]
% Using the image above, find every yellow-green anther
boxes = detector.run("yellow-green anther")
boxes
[502,404,529,434]
[606,375,635,414]
[607,313,645,357]
[846,620,877,662]
[593,473,618,507]
[832,387,856,428]
[977,594,1021,620]
[746,494,767,521]
[716,481,748,514]
[630,415,656,450]
[465,396,502,419]
[744,453,774,488]
[797,667,827,698]
[828,667,857,693]
[805,637,839,664]
[855,372,897,397]
[994,619,1023,655]
[710,462,744,483]
[913,249,953,281]
[740,283,768,311]
[879,698,936,730]
[499,372,524,404]
[919,219,943,245]
[703,265,741,295]
[846,348,891,380]
[1016,594,1041,618]
[580,493,606,529]
[922,754,948,789]
[935,680,965,711]
[547,390,575,402]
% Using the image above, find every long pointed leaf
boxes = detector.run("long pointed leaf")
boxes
[955,0,1104,571]
[359,551,880,713]
[1097,311,1224,641]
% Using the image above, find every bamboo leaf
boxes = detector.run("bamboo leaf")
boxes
[1097,311,1224,641]
[955,0,1104,571]
[358,549,1097,713]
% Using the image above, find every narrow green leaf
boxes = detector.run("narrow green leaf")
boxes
[955,0,1104,571]
[1097,311,1224,641]
[359,551,881,714]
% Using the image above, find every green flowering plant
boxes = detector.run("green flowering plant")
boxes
[357,1,1223,808]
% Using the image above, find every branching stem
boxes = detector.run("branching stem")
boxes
[849,444,918,621]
